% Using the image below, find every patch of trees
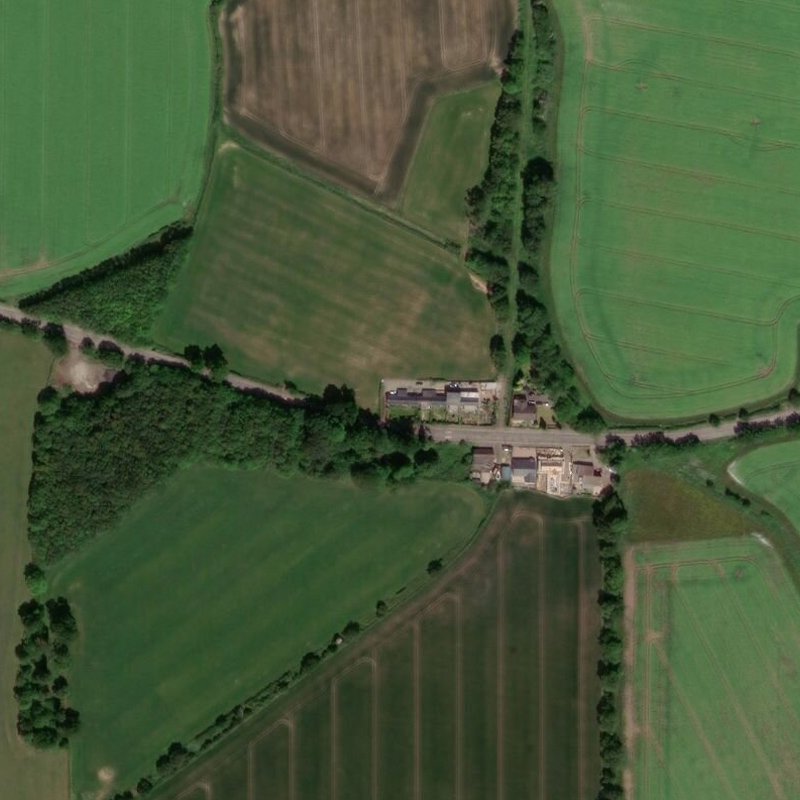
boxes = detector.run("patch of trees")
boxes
[514,284,605,431]
[724,486,752,508]
[13,591,80,749]
[464,30,525,362]
[28,359,473,563]
[112,616,364,799]
[183,343,228,377]
[592,488,628,800]
[466,30,525,256]
[19,225,192,344]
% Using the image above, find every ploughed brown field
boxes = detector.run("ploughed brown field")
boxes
[222,0,515,196]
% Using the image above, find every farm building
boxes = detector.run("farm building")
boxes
[510,457,538,486]
[573,461,605,496]
[471,446,496,485]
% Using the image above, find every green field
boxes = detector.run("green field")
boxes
[0,0,211,297]
[399,83,501,242]
[146,492,601,800]
[622,468,754,543]
[50,466,490,796]
[630,538,800,799]
[154,144,495,406]
[0,333,66,799]
[731,440,800,531]
[548,0,800,421]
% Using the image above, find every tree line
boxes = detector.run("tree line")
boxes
[464,29,524,332]
[513,0,604,431]
[463,5,605,431]
[28,357,472,563]
[592,488,628,800]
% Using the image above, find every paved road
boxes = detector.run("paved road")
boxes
[2,302,787,443]
[428,408,786,451]
[428,423,599,449]
[0,303,302,403]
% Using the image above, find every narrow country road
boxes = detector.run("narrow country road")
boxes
[2,301,788,448]
[427,408,787,450]
[0,302,302,403]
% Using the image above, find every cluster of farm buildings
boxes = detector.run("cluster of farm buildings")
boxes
[382,381,556,428]
[471,445,608,497]
[382,379,499,424]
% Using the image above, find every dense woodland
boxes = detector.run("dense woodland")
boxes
[28,358,472,563]
[19,225,191,344]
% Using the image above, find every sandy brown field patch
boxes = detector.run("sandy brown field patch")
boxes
[222,0,514,197]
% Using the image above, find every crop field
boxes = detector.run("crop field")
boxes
[154,145,495,406]
[222,0,513,196]
[50,466,489,797]
[147,492,600,800]
[549,0,800,421]
[399,82,501,241]
[0,333,66,799]
[731,441,800,533]
[629,538,800,799]
[0,0,211,298]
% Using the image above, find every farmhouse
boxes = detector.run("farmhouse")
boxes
[511,393,538,425]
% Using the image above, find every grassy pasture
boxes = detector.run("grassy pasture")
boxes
[731,440,800,532]
[0,0,211,297]
[147,492,601,800]
[222,0,513,196]
[622,468,754,544]
[155,145,495,406]
[399,83,501,241]
[50,466,489,797]
[549,0,800,421]
[0,333,66,799]
[630,537,800,799]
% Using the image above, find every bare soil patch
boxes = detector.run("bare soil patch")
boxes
[52,351,114,394]
[222,0,515,198]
